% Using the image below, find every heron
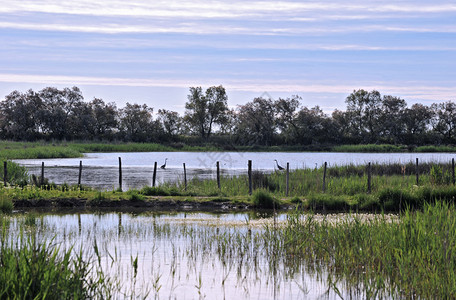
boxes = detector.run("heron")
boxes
[160,158,168,169]
[274,159,284,170]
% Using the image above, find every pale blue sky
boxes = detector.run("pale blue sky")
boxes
[1,0,455,114]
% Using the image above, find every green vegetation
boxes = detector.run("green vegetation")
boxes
[281,202,456,298]
[6,86,456,148]
[0,194,13,213]
[251,189,278,209]
[2,201,456,298]
[1,161,456,212]
[332,144,408,153]
[0,231,115,299]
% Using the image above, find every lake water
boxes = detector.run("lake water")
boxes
[15,151,456,190]
[5,210,389,299]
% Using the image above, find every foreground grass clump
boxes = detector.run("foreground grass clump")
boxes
[0,233,113,299]
[0,195,13,213]
[281,202,456,298]
[251,189,278,209]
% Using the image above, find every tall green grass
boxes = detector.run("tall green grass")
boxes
[0,194,13,213]
[332,144,407,152]
[281,202,456,298]
[0,231,115,299]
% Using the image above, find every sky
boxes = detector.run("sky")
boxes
[1,0,455,114]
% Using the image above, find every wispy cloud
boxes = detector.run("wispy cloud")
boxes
[0,73,454,102]
[1,0,455,109]
[2,1,456,18]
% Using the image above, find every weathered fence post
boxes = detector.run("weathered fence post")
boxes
[41,162,44,187]
[216,161,221,190]
[286,162,290,197]
[152,162,157,187]
[367,162,372,194]
[248,160,252,195]
[118,157,122,191]
[183,163,187,191]
[452,158,455,186]
[322,161,327,193]
[78,161,82,187]
[3,161,7,186]
[416,158,419,185]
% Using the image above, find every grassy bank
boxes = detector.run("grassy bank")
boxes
[1,161,456,211]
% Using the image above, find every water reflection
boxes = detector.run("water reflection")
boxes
[5,210,371,299]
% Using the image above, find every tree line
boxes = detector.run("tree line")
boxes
[0,86,455,146]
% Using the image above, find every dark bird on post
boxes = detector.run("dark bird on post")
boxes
[274,159,284,170]
[161,158,168,169]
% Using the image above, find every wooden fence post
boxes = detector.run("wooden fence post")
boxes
[367,162,372,194]
[248,160,252,195]
[153,162,157,187]
[183,163,187,191]
[322,162,327,193]
[286,162,289,197]
[41,162,44,187]
[416,158,419,185]
[118,157,122,191]
[3,161,7,187]
[216,161,221,190]
[78,161,82,187]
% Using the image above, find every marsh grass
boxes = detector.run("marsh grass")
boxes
[0,230,115,299]
[332,144,408,153]
[281,202,456,299]
[0,195,13,213]
[251,189,278,209]
[3,203,456,298]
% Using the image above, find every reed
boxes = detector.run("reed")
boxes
[0,230,114,299]
[332,144,407,153]
[280,202,456,298]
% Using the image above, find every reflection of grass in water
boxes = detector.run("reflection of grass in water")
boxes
[4,204,456,298]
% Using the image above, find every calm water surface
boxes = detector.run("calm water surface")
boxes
[6,210,383,299]
[14,151,456,190]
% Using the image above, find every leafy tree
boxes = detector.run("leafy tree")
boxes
[157,109,181,139]
[184,85,229,139]
[38,87,84,139]
[379,95,407,143]
[0,89,43,140]
[293,106,335,145]
[331,109,352,144]
[402,103,432,144]
[119,103,160,142]
[274,96,300,143]
[88,98,118,139]
[234,97,276,145]
[345,89,382,143]
[431,101,456,142]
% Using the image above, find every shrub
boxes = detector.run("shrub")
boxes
[378,187,417,210]
[0,195,13,213]
[0,161,28,186]
[251,189,278,209]
[140,186,170,196]
[127,190,145,202]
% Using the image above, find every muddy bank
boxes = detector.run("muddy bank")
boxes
[11,196,263,211]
